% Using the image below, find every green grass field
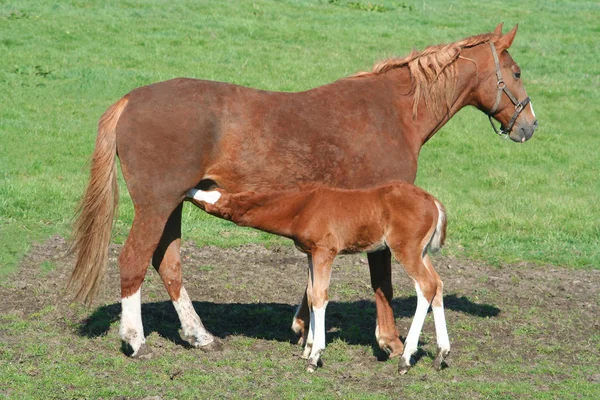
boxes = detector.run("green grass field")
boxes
[1,0,599,398]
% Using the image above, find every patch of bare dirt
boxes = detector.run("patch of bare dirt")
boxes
[1,234,599,393]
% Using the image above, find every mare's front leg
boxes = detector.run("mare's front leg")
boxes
[368,247,404,358]
[303,248,335,372]
[152,204,221,351]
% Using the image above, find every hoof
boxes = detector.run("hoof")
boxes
[301,343,313,360]
[433,348,450,371]
[198,339,223,353]
[132,343,153,360]
[379,337,404,359]
[398,357,411,375]
[306,358,323,373]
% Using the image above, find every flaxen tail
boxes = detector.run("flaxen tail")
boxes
[67,95,129,306]
[428,199,447,253]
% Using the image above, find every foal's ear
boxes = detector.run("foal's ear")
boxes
[493,23,504,37]
[496,24,518,51]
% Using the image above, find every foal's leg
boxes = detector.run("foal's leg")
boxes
[393,249,437,374]
[119,206,170,358]
[152,204,221,351]
[304,248,335,372]
[301,255,314,360]
[423,254,450,370]
[368,248,404,358]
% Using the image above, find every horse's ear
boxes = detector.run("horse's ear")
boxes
[496,24,518,51]
[493,23,504,37]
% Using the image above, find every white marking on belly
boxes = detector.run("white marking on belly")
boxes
[187,189,221,204]
[529,102,536,118]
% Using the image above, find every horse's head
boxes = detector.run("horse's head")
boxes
[474,24,538,142]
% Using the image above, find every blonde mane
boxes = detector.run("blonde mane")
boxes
[353,33,495,119]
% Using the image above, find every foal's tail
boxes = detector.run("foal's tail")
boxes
[67,95,129,306]
[428,199,447,253]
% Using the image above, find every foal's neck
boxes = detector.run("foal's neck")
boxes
[229,189,311,239]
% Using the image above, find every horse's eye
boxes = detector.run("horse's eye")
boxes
[513,71,521,79]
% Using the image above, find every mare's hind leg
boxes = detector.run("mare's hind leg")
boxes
[119,206,171,358]
[368,247,404,358]
[423,254,450,370]
[152,204,221,351]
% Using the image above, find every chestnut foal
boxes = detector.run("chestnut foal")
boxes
[188,182,449,373]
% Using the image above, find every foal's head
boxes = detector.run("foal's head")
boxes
[472,24,538,142]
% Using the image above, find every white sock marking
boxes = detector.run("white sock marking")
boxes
[303,310,315,359]
[173,286,215,346]
[308,302,328,365]
[120,288,145,353]
[312,304,327,352]
[401,283,430,364]
[432,305,450,352]
[188,188,221,205]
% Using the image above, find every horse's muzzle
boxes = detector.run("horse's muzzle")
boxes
[509,119,538,143]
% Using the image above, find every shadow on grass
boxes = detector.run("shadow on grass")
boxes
[78,294,499,353]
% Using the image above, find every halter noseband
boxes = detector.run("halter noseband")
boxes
[487,41,530,137]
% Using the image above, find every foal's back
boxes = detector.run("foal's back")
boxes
[288,182,441,254]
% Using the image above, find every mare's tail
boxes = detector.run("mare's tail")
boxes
[67,95,129,306]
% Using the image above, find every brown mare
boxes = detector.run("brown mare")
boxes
[68,24,537,367]
[188,183,448,373]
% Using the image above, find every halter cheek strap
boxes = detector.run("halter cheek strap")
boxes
[487,41,530,137]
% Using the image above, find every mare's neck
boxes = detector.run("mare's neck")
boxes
[393,54,480,146]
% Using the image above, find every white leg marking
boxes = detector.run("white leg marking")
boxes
[172,286,215,346]
[529,101,536,119]
[308,302,328,369]
[302,310,315,359]
[120,288,145,354]
[187,188,221,205]
[311,304,327,352]
[432,304,450,353]
[375,323,388,349]
[401,283,430,366]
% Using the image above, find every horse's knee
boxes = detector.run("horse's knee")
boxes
[417,278,437,304]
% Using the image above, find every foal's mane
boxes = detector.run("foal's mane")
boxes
[353,32,495,119]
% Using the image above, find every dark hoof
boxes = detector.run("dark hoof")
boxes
[198,339,223,353]
[132,343,153,360]
[433,348,450,371]
[398,357,411,375]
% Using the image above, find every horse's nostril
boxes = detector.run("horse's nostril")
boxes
[533,120,539,130]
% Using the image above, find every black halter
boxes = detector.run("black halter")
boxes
[487,41,530,137]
